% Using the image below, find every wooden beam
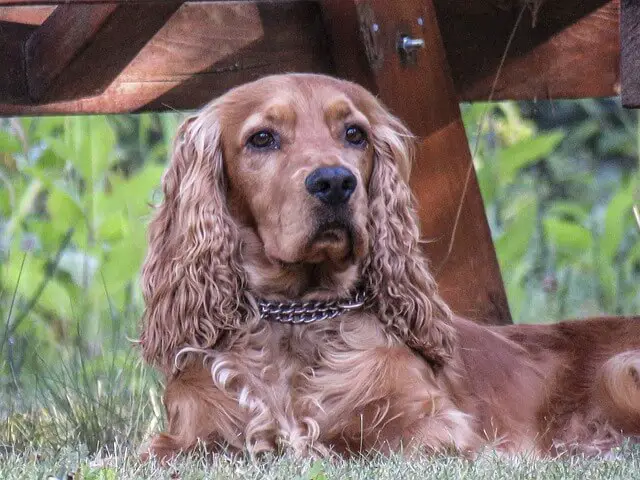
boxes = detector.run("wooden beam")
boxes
[24,1,183,102]
[0,0,209,3]
[321,0,512,325]
[0,22,35,102]
[0,0,622,113]
[621,0,640,107]
[0,1,332,114]
[0,6,54,24]
[436,0,619,101]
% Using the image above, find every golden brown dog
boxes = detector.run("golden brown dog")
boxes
[140,73,640,460]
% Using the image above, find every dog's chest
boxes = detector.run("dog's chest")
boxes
[232,318,445,453]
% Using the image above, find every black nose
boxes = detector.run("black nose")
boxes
[305,167,357,206]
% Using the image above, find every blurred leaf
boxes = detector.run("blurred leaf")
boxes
[2,256,72,320]
[47,188,83,227]
[23,148,66,185]
[543,218,593,253]
[497,131,564,185]
[601,179,635,261]
[0,130,21,153]
[99,164,164,217]
[547,201,590,225]
[97,213,127,242]
[99,235,145,293]
[61,117,116,184]
[495,195,537,267]
[597,258,618,311]
[305,460,328,480]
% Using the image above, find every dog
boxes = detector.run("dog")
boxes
[139,73,640,460]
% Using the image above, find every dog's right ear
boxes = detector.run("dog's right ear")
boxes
[362,107,456,367]
[140,107,247,374]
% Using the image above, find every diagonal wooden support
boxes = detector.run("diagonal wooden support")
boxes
[24,1,183,102]
[0,21,34,102]
[321,0,512,324]
[621,0,640,108]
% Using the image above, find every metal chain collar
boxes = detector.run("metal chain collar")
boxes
[257,289,367,325]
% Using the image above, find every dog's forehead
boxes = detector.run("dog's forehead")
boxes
[221,75,373,121]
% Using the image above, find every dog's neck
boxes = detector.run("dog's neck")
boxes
[238,225,361,302]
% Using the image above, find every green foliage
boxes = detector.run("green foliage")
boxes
[463,99,640,322]
[0,113,182,390]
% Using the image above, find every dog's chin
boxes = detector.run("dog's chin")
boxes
[304,221,368,268]
[306,228,352,264]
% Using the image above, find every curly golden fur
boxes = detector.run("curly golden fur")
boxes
[140,73,640,460]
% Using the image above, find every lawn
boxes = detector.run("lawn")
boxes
[2,445,640,480]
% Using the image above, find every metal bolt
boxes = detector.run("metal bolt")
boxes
[398,35,425,53]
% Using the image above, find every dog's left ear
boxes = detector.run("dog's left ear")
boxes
[140,105,248,374]
[363,109,456,365]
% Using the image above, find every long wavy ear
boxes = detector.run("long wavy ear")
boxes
[140,106,247,374]
[363,111,456,366]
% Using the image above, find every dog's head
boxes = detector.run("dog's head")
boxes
[141,74,454,373]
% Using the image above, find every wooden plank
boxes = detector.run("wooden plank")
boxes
[0,5,54,23]
[0,0,622,111]
[436,0,619,101]
[0,0,264,4]
[25,3,118,101]
[621,0,640,107]
[0,1,332,114]
[321,0,511,325]
[0,22,35,102]
[24,1,183,102]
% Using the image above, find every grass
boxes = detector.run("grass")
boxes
[2,445,640,480]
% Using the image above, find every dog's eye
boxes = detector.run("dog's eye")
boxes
[345,125,367,147]
[247,130,278,149]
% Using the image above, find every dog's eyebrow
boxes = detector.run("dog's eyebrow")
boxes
[240,102,296,141]
[324,99,353,122]
[262,102,296,125]
[324,98,371,130]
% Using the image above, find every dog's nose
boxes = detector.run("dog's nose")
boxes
[305,167,357,206]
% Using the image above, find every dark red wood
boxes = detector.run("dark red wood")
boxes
[321,0,512,325]
[0,0,625,112]
[436,0,619,101]
[621,0,640,107]
[0,1,332,114]
[0,22,35,102]
[25,1,183,102]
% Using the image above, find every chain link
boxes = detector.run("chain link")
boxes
[258,289,367,324]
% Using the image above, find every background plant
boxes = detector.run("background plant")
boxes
[463,99,639,322]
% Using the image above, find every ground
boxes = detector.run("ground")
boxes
[2,445,640,480]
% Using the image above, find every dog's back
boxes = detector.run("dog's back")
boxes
[456,316,640,454]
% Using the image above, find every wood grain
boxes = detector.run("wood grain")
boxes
[437,0,619,101]
[621,0,640,107]
[25,1,183,102]
[0,21,35,102]
[0,1,332,113]
[0,5,53,24]
[0,0,623,111]
[322,0,512,324]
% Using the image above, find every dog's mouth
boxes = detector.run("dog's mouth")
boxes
[314,221,351,244]
[303,218,357,264]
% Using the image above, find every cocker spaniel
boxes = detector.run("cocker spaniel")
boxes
[140,73,640,460]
